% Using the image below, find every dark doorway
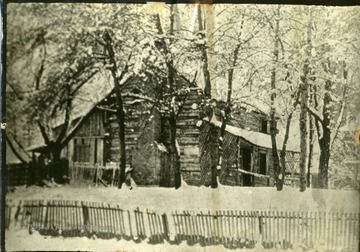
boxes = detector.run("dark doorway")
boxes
[259,153,267,175]
[242,148,252,186]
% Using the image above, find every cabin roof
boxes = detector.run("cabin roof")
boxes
[208,119,300,153]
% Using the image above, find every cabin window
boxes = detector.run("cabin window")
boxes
[261,119,268,134]
[74,138,91,162]
[259,152,267,175]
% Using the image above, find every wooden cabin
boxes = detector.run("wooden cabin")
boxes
[59,75,204,186]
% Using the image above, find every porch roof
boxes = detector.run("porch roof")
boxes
[209,120,300,153]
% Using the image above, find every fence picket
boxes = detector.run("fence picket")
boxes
[342,212,347,249]
[350,213,355,248]
[113,205,119,236]
[356,213,360,250]
[356,214,360,250]
[135,208,141,238]
[250,211,255,246]
[276,211,280,247]
[146,209,153,241]
[74,201,79,236]
[210,211,215,245]
[193,212,199,242]
[54,201,59,231]
[155,212,162,242]
[243,211,247,245]
[272,211,276,248]
[85,202,91,234]
[119,207,125,237]
[349,212,354,249]
[190,211,197,243]
[187,211,192,244]
[149,211,155,242]
[177,211,182,241]
[263,211,268,247]
[142,210,147,239]
[94,202,100,235]
[60,201,65,234]
[126,210,132,238]
[103,203,110,238]
[142,209,147,239]
[230,210,234,246]
[281,211,285,247]
[234,211,238,247]
[178,211,184,241]
[346,212,351,249]
[269,211,273,248]
[49,201,54,234]
[226,210,231,246]
[333,212,337,249]
[101,202,107,237]
[173,212,179,242]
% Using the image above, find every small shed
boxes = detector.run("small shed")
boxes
[198,116,301,187]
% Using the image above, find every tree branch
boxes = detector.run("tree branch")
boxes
[306,104,324,123]
[55,86,71,145]
[37,121,51,146]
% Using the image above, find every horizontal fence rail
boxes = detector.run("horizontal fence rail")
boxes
[6,200,360,251]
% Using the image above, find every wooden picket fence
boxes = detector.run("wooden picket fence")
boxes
[6,200,360,251]
[172,210,360,250]
[70,162,119,186]
[12,200,163,242]
[6,163,32,186]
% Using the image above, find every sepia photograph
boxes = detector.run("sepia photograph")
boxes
[3,1,360,251]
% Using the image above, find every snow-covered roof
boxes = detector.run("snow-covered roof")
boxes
[6,136,31,164]
[51,70,114,128]
[209,120,300,153]
[235,99,271,116]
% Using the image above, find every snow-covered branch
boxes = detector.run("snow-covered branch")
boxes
[306,104,323,123]
[122,92,156,104]
[330,86,348,149]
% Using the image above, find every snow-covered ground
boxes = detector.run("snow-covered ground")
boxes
[5,182,360,251]
[5,228,310,252]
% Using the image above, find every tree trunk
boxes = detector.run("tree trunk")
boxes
[307,108,314,188]
[216,13,244,188]
[318,137,330,189]
[197,6,211,98]
[103,31,127,189]
[270,5,283,191]
[168,5,181,189]
[280,112,292,182]
[318,80,332,188]
[169,111,181,189]
[299,86,308,192]
[50,145,61,162]
[299,6,312,192]
[155,7,181,188]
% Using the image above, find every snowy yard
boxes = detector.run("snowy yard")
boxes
[6,181,359,213]
[5,182,359,251]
